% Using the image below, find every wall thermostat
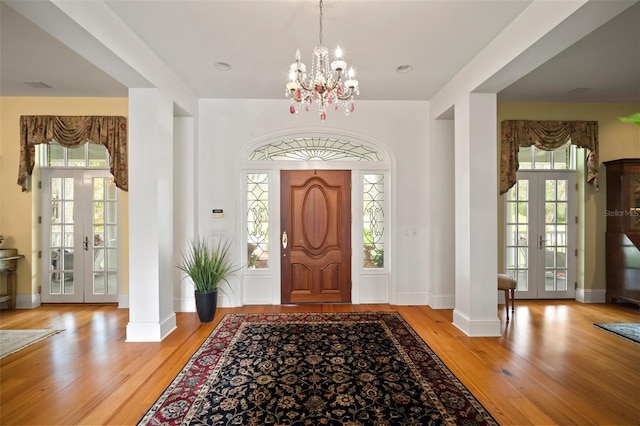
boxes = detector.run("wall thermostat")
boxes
[212,209,223,218]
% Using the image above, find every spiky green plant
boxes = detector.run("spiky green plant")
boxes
[177,238,241,293]
[619,112,640,127]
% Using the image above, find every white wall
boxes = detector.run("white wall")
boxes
[197,99,430,306]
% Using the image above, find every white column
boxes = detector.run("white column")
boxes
[126,88,177,342]
[173,117,196,312]
[428,117,456,308]
[453,93,500,336]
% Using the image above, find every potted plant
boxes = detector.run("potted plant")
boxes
[177,237,241,322]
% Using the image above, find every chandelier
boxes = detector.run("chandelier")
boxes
[285,0,359,121]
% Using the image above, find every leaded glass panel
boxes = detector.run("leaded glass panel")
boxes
[363,174,384,268]
[249,138,382,162]
[247,173,269,269]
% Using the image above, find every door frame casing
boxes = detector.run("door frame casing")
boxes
[239,131,395,306]
[40,168,120,303]
[504,170,577,300]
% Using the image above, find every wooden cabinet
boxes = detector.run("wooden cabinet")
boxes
[0,254,25,310]
[605,158,640,306]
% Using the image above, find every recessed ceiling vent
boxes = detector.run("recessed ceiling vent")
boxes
[395,65,413,73]
[567,87,592,94]
[214,62,232,71]
[22,81,53,89]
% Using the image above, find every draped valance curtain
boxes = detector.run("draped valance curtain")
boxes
[500,120,599,194]
[18,115,128,192]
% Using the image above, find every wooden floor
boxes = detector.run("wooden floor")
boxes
[1,301,639,425]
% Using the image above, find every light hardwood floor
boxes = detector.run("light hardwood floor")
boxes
[1,301,639,425]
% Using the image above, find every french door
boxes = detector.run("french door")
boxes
[41,169,119,303]
[505,171,576,299]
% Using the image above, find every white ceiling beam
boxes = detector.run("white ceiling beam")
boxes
[4,0,198,116]
[431,0,636,118]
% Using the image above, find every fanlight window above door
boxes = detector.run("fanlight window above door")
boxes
[248,138,383,162]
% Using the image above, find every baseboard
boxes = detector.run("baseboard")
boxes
[575,288,606,303]
[452,309,501,337]
[428,293,455,309]
[126,312,177,342]
[118,294,129,309]
[11,294,128,309]
[395,292,429,306]
[174,297,196,312]
[15,294,41,309]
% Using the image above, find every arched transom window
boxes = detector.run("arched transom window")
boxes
[248,138,383,162]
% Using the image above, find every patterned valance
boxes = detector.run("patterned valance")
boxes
[18,115,128,191]
[500,120,599,194]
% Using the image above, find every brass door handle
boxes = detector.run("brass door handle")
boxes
[282,231,288,249]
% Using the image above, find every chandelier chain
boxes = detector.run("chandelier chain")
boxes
[319,0,324,45]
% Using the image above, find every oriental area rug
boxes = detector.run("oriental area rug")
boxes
[593,322,640,344]
[0,329,62,359]
[138,312,499,426]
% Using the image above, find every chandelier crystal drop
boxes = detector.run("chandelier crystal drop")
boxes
[285,0,359,121]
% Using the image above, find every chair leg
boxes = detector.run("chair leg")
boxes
[503,289,510,321]
[510,288,515,312]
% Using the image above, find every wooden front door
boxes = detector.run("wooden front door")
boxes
[281,170,351,303]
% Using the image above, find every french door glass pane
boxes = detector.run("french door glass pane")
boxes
[544,179,569,292]
[518,181,528,200]
[506,203,516,223]
[506,225,517,246]
[505,179,529,291]
[557,180,567,200]
[92,177,117,296]
[49,177,76,296]
[518,248,528,268]
[518,225,528,245]
[506,247,516,269]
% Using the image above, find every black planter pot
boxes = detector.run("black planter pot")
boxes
[194,290,218,322]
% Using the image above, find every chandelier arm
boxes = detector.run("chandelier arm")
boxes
[324,79,341,92]
[336,89,355,101]
[296,75,314,92]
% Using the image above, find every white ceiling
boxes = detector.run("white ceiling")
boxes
[1,0,639,104]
